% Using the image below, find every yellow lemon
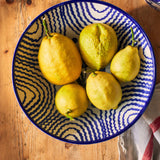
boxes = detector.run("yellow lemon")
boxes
[110,46,140,82]
[86,71,122,110]
[110,28,140,82]
[55,83,89,119]
[79,23,118,70]
[38,19,82,85]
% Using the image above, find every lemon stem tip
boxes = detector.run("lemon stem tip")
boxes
[92,71,97,77]
[66,109,74,120]
[42,17,52,39]
[131,27,136,47]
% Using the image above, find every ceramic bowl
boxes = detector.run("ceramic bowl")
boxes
[12,0,156,144]
[145,0,160,10]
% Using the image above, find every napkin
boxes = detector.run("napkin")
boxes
[119,83,160,160]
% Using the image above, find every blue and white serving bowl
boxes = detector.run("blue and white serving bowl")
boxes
[12,0,156,144]
[145,0,160,10]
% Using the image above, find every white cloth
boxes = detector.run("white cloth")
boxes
[119,83,160,160]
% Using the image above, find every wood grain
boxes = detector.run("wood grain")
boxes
[0,0,159,160]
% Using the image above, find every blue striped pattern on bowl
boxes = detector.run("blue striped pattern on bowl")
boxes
[145,0,160,10]
[12,0,156,144]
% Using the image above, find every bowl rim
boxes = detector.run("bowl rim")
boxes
[12,0,156,144]
[145,0,160,10]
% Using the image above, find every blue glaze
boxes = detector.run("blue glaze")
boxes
[145,0,160,10]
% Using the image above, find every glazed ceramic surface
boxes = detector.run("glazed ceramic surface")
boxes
[145,0,160,10]
[12,0,156,144]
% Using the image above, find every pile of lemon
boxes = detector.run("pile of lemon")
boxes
[38,18,140,120]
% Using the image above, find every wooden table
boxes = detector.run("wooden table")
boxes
[0,0,160,159]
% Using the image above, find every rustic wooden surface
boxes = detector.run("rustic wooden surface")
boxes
[0,0,160,160]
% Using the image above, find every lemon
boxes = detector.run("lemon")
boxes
[38,19,82,85]
[79,23,118,70]
[110,28,140,82]
[110,46,140,82]
[86,71,122,110]
[55,83,89,119]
